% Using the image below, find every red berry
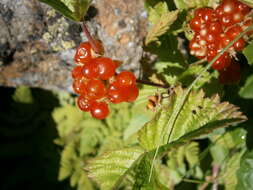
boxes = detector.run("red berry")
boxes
[74,42,92,64]
[86,79,107,99]
[207,49,218,61]
[190,16,203,31]
[108,87,126,104]
[220,14,235,27]
[207,40,221,50]
[233,38,245,51]
[201,8,217,23]
[207,21,223,34]
[116,71,136,87]
[90,101,109,119]
[226,25,243,40]
[233,12,244,23]
[220,33,231,48]
[219,60,241,84]
[77,96,94,112]
[215,5,225,17]
[237,1,251,15]
[222,0,239,15]
[83,61,99,79]
[211,52,231,70]
[72,66,84,79]
[205,32,217,44]
[73,79,87,95]
[243,19,253,36]
[93,57,116,80]
[126,86,139,102]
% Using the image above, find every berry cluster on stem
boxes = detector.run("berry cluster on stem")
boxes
[189,0,252,84]
[72,23,139,119]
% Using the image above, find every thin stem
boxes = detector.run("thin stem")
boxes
[81,22,100,54]
[212,164,220,190]
[136,79,169,89]
[182,178,205,184]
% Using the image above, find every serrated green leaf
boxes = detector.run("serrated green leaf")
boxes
[124,86,159,140]
[132,155,168,190]
[165,142,200,185]
[178,64,216,89]
[145,10,179,45]
[12,86,34,104]
[239,0,253,8]
[138,86,247,151]
[155,62,185,85]
[52,105,83,138]
[86,147,144,190]
[148,2,169,24]
[236,150,253,190]
[219,149,246,190]
[154,118,246,160]
[80,119,102,156]
[38,0,91,21]
[58,142,77,180]
[239,74,253,99]
[243,41,253,66]
[185,142,199,167]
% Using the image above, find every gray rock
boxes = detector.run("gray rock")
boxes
[0,0,147,92]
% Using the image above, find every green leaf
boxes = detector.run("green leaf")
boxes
[239,74,253,99]
[155,118,246,160]
[38,0,91,21]
[210,128,246,165]
[52,105,83,138]
[58,142,77,180]
[79,119,103,156]
[219,149,246,190]
[86,147,144,190]
[138,86,247,151]
[154,62,185,85]
[124,86,164,140]
[243,41,253,66]
[173,0,209,9]
[147,34,185,63]
[236,150,253,190]
[132,155,168,190]
[238,0,253,8]
[166,142,201,185]
[12,86,34,104]
[145,10,179,45]
[148,2,169,25]
[178,64,216,89]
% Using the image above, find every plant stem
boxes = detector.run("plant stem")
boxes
[136,79,169,88]
[182,178,205,184]
[81,21,100,54]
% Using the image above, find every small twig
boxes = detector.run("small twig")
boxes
[136,79,169,89]
[81,22,101,54]
[182,178,205,184]
[212,164,220,190]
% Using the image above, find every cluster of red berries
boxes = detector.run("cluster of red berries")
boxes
[189,0,252,83]
[72,41,139,119]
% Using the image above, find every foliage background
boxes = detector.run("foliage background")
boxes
[1,0,253,190]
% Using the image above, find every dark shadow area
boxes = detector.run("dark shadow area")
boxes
[222,58,253,151]
[0,87,72,190]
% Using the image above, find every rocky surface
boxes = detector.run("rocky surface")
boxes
[0,0,147,92]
